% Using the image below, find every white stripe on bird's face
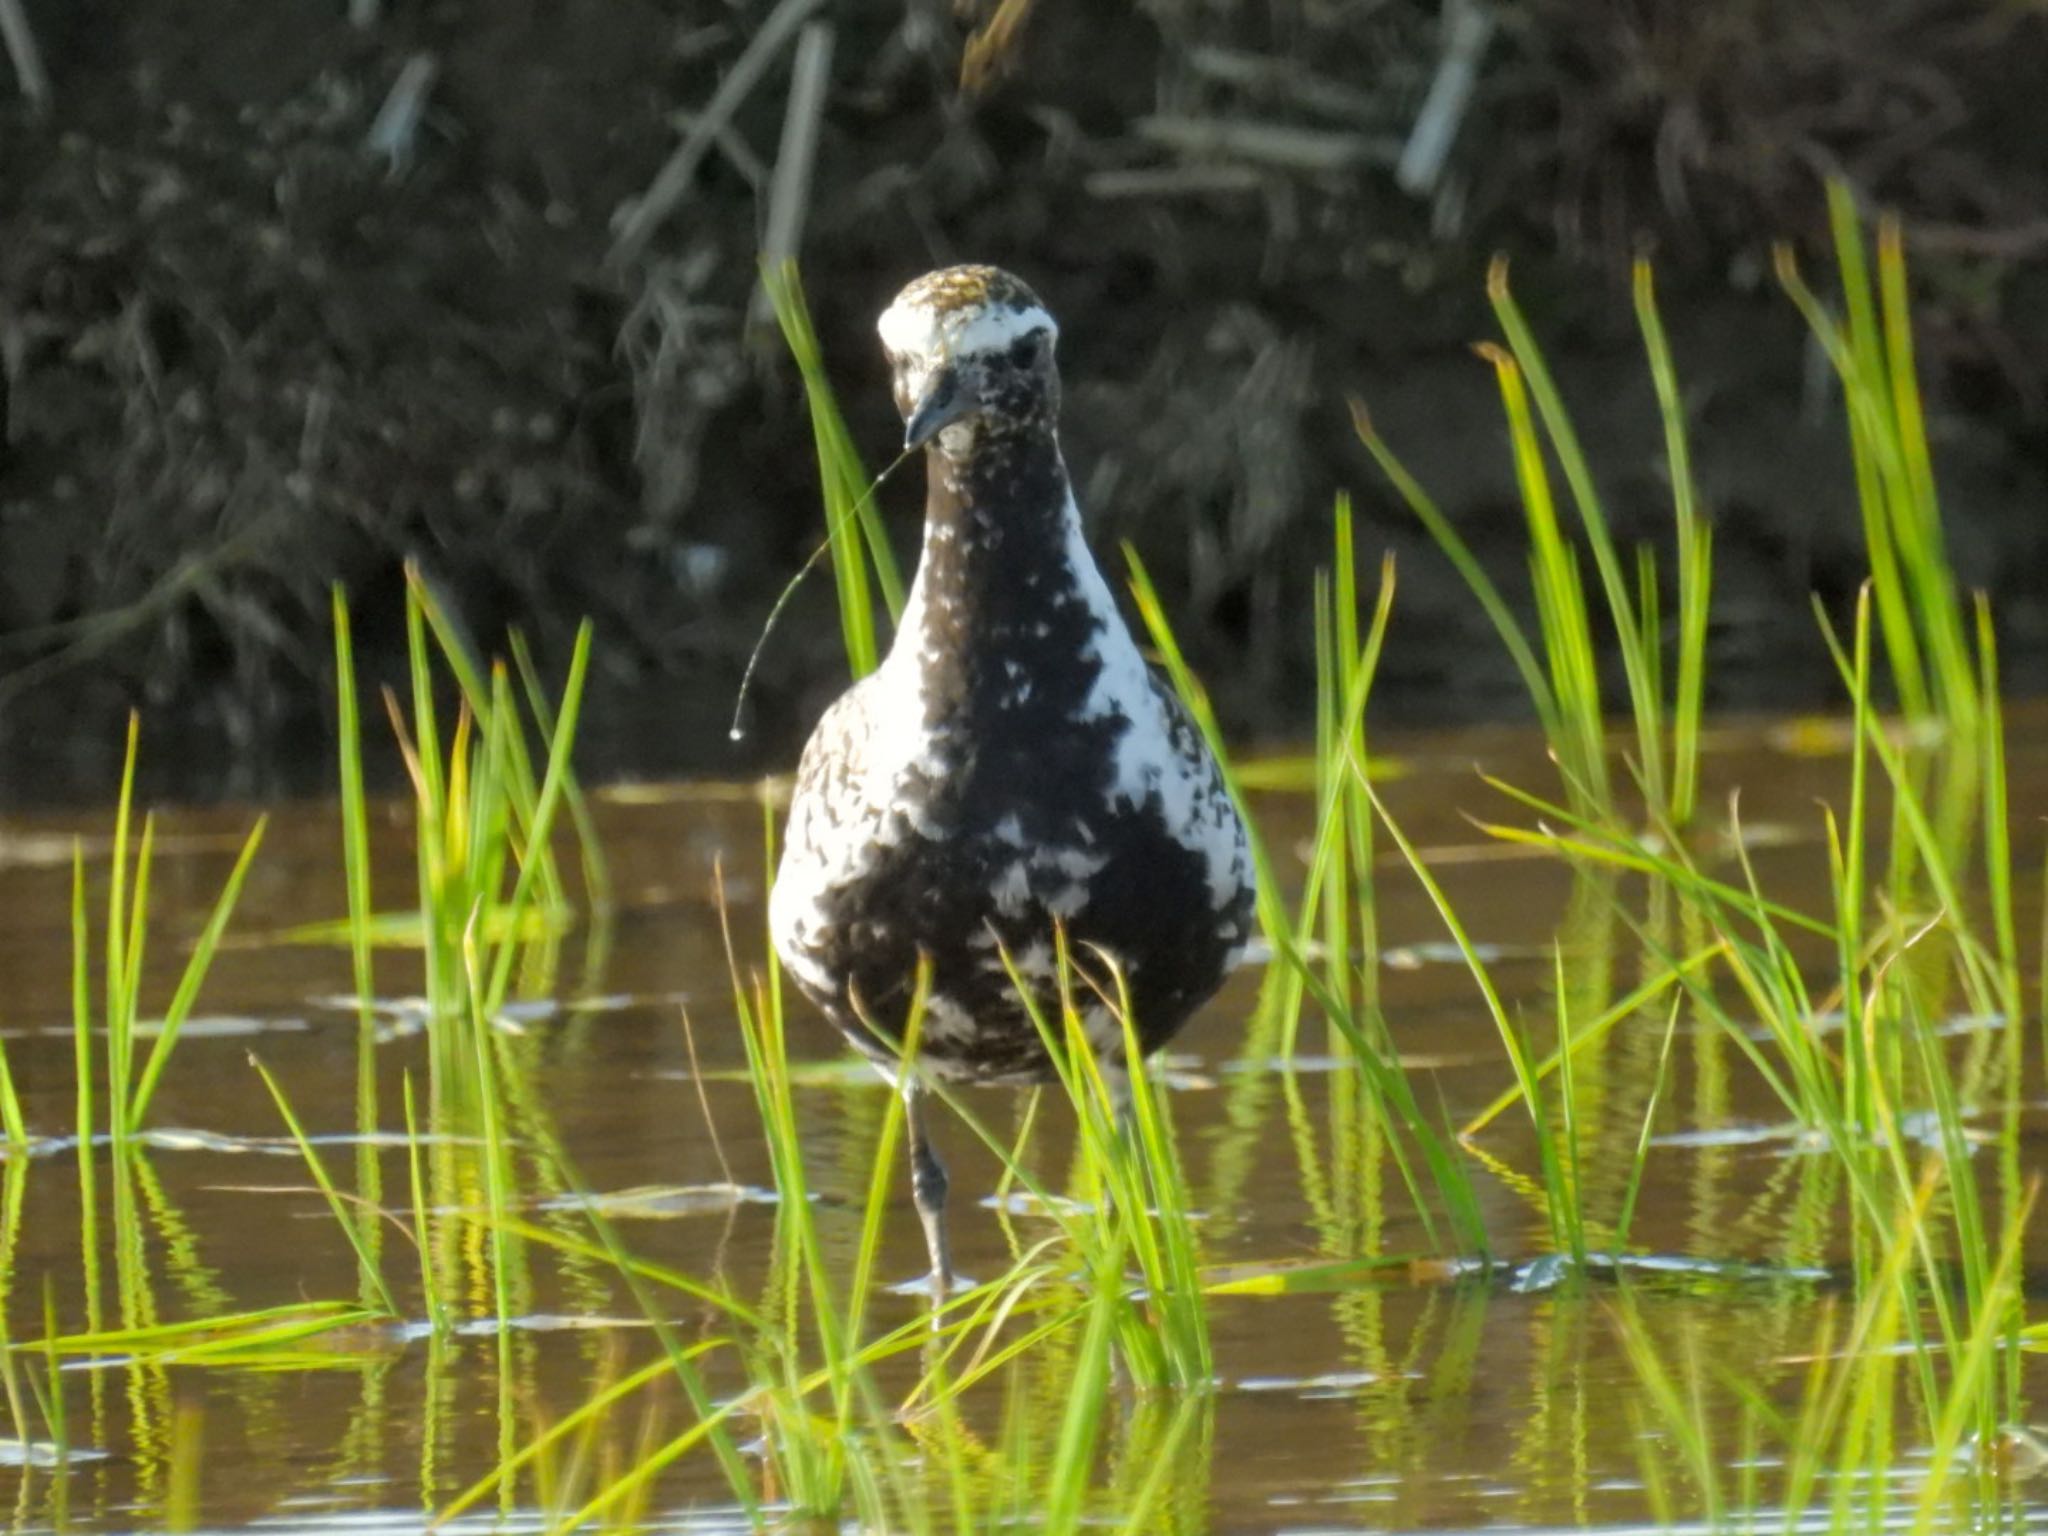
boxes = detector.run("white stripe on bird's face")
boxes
[877,291,1059,374]
[877,271,1059,429]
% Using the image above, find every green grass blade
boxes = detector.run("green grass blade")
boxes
[1351,398,1561,742]
[1611,997,1682,1251]
[509,629,613,917]
[333,587,378,1032]
[761,260,905,679]
[104,714,138,1140]
[1633,258,1711,826]
[1478,342,1610,808]
[247,1055,401,1317]
[482,622,594,1018]
[125,817,267,1133]
[1490,261,1661,811]
[0,1037,26,1155]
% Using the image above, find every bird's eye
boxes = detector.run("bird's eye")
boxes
[1007,332,1044,368]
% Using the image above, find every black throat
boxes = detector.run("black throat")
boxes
[905,422,1103,725]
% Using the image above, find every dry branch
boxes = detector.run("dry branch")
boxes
[610,0,827,268]
[1085,164,1267,200]
[1396,0,1497,196]
[1134,116,1403,174]
[0,0,50,119]
[1184,46,1389,124]
[751,22,835,327]
[364,53,440,175]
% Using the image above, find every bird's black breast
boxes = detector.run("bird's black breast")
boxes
[790,754,1243,1080]
[780,652,1252,1083]
[773,427,1251,1081]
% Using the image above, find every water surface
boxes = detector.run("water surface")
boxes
[0,712,2043,1531]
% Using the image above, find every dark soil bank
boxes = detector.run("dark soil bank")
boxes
[2,0,2046,803]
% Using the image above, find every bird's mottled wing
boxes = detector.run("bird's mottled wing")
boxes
[783,675,880,859]
[1149,666,1256,914]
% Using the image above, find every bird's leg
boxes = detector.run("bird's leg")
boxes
[904,1080,953,1303]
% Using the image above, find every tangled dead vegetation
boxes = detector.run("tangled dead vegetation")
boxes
[1497,0,2048,264]
[0,0,2044,787]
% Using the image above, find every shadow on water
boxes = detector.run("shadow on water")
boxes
[0,701,2042,1531]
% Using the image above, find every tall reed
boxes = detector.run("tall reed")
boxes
[1354,254,1712,829]
[761,261,904,679]
[91,720,267,1144]
[1128,527,1488,1257]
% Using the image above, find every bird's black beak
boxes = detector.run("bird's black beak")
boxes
[904,362,977,450]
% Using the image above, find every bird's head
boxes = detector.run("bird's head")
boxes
[877,265,1060,456]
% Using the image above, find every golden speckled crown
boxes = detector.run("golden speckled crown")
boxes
[890,265,1044,318]
[878,265,1058,366]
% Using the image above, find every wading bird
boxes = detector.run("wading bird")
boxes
[770,266,1254,1297]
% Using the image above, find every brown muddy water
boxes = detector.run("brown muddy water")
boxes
[2,713,2047,1532]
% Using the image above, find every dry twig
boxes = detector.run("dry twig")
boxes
[750,22,835,327]
[364,53,440,176]
[0,0,51,119]
[1135,116,1403,174]
[960,0,1040,96]
[1184,46,1388,124]
[610,0,827,267]
[1085,165,1267,200]
[1397,0,1497,196]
